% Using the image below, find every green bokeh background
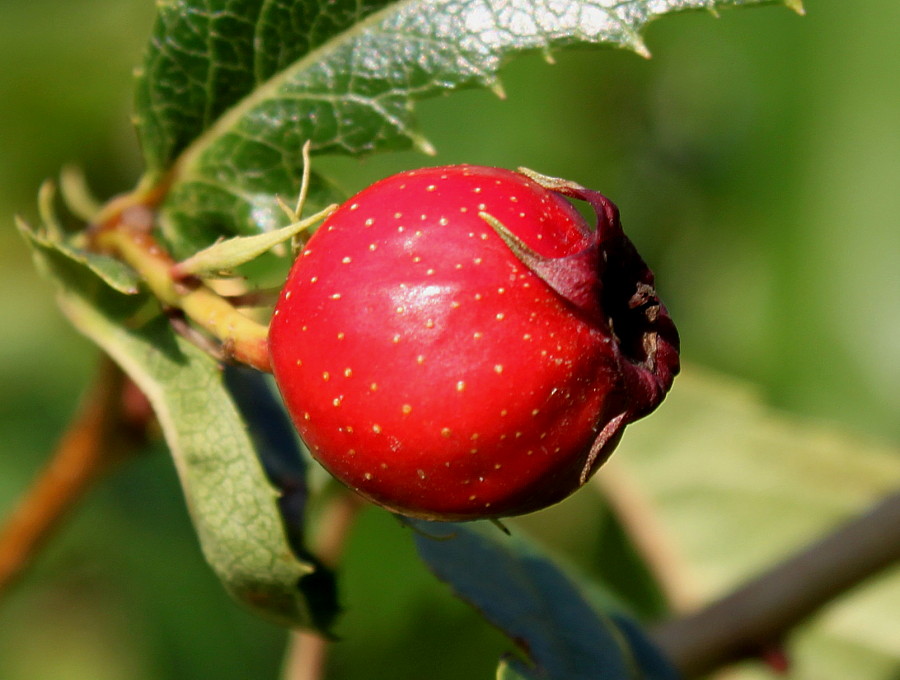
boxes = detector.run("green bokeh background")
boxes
[0,1,897,678]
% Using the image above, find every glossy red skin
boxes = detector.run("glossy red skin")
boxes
[270,166,634,519]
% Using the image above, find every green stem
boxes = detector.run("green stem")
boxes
[95,220,272,372]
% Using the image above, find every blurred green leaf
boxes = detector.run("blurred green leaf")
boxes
[18,217,337,633]
[135,0,799,256]
[410,520,680,680]
[615,366,900,679]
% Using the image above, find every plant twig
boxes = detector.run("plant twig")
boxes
[0,356,151,596]
[651,491,900,678]
[282,490,365,680]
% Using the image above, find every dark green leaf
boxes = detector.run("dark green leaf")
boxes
[410,520,680,680]
[135,0,801,256]
[19,218,337,632]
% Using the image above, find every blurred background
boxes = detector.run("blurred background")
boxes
[0,1,897,678]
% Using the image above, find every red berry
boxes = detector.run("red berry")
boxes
[268,165,678,520]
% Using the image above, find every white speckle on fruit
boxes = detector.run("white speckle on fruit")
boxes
[473,187,482,193]
[285,290,292,300]
[523,333,532,340]
[496,313,505,320]
[441,427,452,438]
[394,212,403,219]
[369,243,377,251]
[370,382,378,391]
[346,425,354,433]
[456,381,466,392]
[526,450,533,456]
[515,432,523,438]
[494,364,504,374]
[395,305,405,314]
[498,287,506,294]
[473,331,483,339]
[532,408,540,416]
[500,409,508,417]
[392,334,401,344]
[473,257,483,265]
[322,372,331,381]
[450,300,460,309]
[474,293,483,301]
[364,218,375,226]
[412,256,422,263]
[401,404,413,415]
[454,263,463,269]
[332,396,343,407]
[310,276,318,283]
[303,412,311,421]
[348,449,356,455]
[478,204,486,211]
[398,226,405,233]
[510,195,518,202]
[420,214,427,221]
[469,495,477,501]
[439,217,449,226]
[350,203,358,211]
[330,293,342,300]
[342,256,352,264]
[460,206,468,213]
[295,359,303,367]
[416,355,426,365]
[364,472,373,480]
[344,368,353,377]
[337,332,345,340]
[494,463,502,470]
[372,424,382,434]
[470,448,478,454]
[426,268,435,275]
[380,462,388,469]
[424,319,435,329]
[417,468,427,479]
[470,433,479,440]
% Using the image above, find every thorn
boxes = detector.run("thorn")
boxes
[489,518,511,535]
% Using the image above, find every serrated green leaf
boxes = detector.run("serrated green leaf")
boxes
[20,231,336,632]
[17,217,141,295]
[136,0,798,255]
[411,521,680,680]
[615,366,900,679]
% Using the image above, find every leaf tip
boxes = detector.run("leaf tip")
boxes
[411,133,438,157]
[785,0,806,15]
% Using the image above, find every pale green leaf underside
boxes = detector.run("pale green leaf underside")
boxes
[19,220,326,630]
[616,366,900,678]
[135,0,798,256]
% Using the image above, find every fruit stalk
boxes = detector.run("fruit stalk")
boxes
[93,209,272,372]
